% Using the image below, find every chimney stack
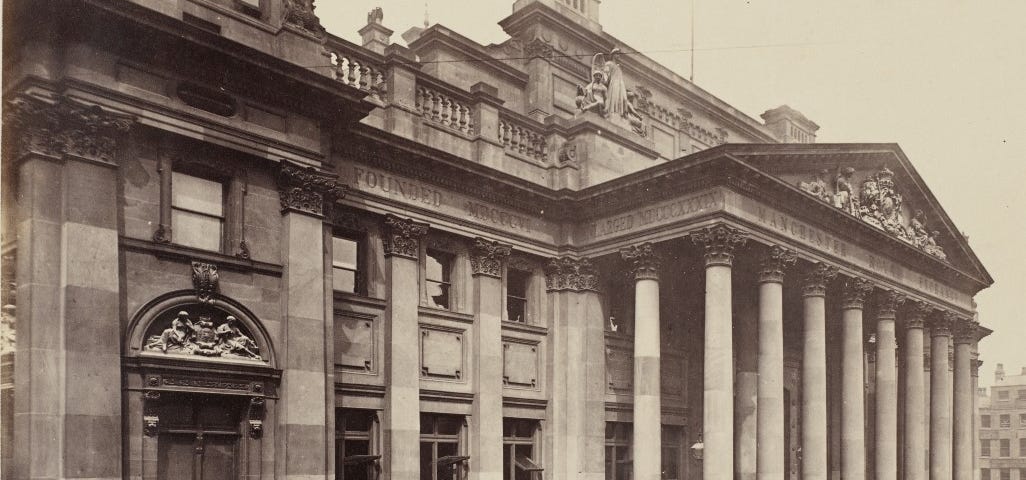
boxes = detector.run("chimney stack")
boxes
[359,7,393,55]
[996,363,1005,382]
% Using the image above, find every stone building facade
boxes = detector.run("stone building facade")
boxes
[979,365,1026,480]
[0,0,994,479]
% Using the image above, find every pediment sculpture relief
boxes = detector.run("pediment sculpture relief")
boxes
[144,310,262,361]
[575,49,647,137]
[798,166,947,261]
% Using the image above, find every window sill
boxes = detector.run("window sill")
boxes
[333,291,386,308]
[418,306,475,324]
[120,236,283,276]
[501,321,547,336]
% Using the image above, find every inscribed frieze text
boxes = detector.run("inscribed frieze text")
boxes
[585,190,723,240]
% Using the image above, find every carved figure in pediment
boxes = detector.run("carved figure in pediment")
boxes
[799,169,832,203]
[909,210,929,247]
[924,231,947,260]
[833,167,858,215]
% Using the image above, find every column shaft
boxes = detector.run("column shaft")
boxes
[929,315,953,480]
[874,316,898,480]
[758,280,785,480]
[470,239,510,480]
[634,277,661,480]
[904,308,927,480]
[841,306,866,480]
[840,278,872,480]
[800,264,836,480]
[953,319,975,480]
[704,263,733,480]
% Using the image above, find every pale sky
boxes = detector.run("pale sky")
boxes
[319,1,1026,388]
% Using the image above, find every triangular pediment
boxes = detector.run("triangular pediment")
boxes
[724,143,991,290]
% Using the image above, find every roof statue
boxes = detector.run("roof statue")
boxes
[575,48,646,137]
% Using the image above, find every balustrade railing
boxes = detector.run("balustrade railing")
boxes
[323,43,387,97]
[415,85,475,136]
[498,115,547,162]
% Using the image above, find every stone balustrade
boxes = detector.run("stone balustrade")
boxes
[323,44,387,97]
[415,84,475,136]
[498,115,548,162]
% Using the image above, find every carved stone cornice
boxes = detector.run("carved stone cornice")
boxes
[277,161,347,216]
[840,277,874,310]
[620,243,661,281]
[544,256,599,292]
[875,289,906,319]
[469,237,511,278]
[382,214,429,259]
[952,317,977,344]
[191,261,219,303]
[801,263,838,297]
[283,0,325,37]
[904,300,934,329]
[2,94,134,164]
[928,311,955,337]
[758,246,797,284]
[690,224,748,267]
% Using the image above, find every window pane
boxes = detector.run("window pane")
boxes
[437,416,462,436]
[507,297,526,323]
[342,410,374,433]
[172,210,223,251]
[437,442,458,480]
[426,251,450,282]
[333,237,359,269]
[428,281,450,309]
[334,268,357,293]
[172,172,223,216]
[507,269,529,297]
[421,443,434,480]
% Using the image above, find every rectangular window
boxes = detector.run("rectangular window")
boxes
[982,439,991,457]
[336,409,378,480]
[502,418,542,480]
[1018,389,1026,400]
[1000,469,1010,480]
[982,415,992,428]
[1021,414,1026,427]
[999,390,1010,400]
[425,250,454,309]
[506,269,530,323]
[332,235,361,294]
[981,468,990,480]
[1020,438,1026,457]
[661,426,682,480]
[420,414,466,480]
[1000,438,1010,457]
[1001,414,1011,428]
[604,422,631,480]
[171,171,224,251]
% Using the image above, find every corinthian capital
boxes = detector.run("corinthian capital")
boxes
[953,316,978,344]
[382,214,429,259]
[841,276,874,310]
[928,310,956,337]
[690,224,748,267]
[905,300,934,329]
[758,246,797,283]
[544,256,599,292]
[875,289,906,318]
[277,161,348,216]
[801,262,838,297]
[3,94,134,164]
[621,243,661,281]
[469,237,511,278]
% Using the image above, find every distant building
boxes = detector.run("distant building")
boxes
[979,364,1026,480]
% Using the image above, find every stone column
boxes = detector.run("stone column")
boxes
[621,244,662,480]
[801,263,838,480]
[757,247,797,480]
[4,95,133,479]
[691,224,748,480]
[381,215,429,480]
[874,291,905,480]
[840,277,873,480]
[929,312,954,480]
[544,257,604,480]
[953,317,976,480]
[903,302,931,480]
[278,163,347,479]
[469,238,511,480]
